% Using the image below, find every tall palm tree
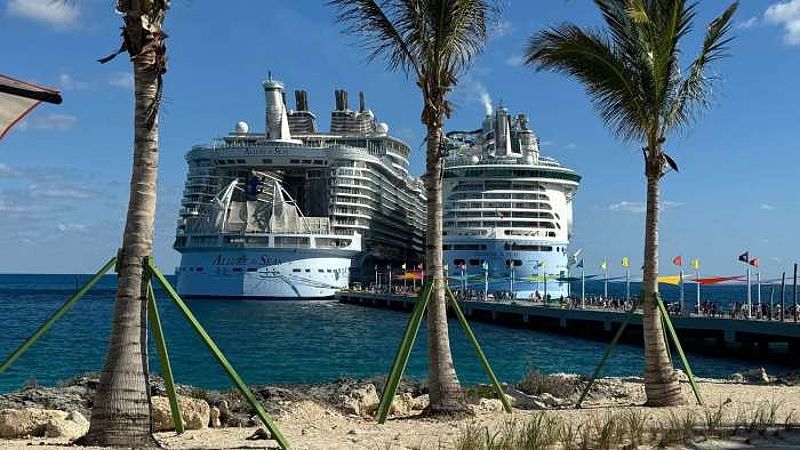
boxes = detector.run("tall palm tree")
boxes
[80,0,169,446]
[329,0,494,412]
[525,0,737,406]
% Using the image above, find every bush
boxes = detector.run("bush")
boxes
[517,366,574,399]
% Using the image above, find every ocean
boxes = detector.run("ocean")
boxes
[0,274,791,394]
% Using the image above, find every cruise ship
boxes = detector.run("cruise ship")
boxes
[443,106,581,299]
[174,75,426,299]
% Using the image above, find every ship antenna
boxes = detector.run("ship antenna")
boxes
[268,70,272,81]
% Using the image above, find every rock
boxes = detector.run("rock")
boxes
[731,368,771,384]
[471,398,505,413]
[0,408,69,438]
[151,395,210,431]
[246,427,271,440]
[411,394,429,411]
[389,393,415,417]
[674,369,689,383]
[539,393,566,408]
[209,406,221,428]
[505,387,546,410]
[334,383,379,417]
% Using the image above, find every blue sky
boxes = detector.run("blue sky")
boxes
[0,0,798,279]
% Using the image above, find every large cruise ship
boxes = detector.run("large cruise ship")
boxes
[443,106,580,299]
[174,75,426,299]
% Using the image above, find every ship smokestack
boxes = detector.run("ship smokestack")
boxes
[295,90,309,112]
[358,91,366,112]
[494,106,512,156]
[262,75,293,141]
[334,89,350,111]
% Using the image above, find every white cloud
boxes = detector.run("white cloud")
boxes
[107,72,134,89]
[5,0,79,28]
[58,73,88,91]
[57,223,88,233]
[765,0,800,45]
[29,184,95,200]
[737,17,759,29]
[609,201,682,214]
[490,20,513,39]
[760,203,775,210]
[18,113,77,131]
[505,54,524,67]
[564,143,577,150]
[0,163,22,178]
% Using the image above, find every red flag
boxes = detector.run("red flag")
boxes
[749,258,760,268]
[672,256,683,267]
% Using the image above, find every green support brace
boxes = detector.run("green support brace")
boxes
[445,286,512,413]
[146,279,185,434]
[0,257,117,375]
[576,297,640,408]
[145,260,290,450]
[375,280,433,424]
[655,295,703,406]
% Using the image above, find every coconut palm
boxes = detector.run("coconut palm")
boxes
[80,0,169,446]
[525,0,737,406]
[329,0,495,411]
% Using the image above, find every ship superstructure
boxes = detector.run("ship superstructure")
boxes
[174,76,426,298]
[443,106,580,299]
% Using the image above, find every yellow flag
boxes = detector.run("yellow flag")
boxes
[621,257,630,268]
[690,259,700,270]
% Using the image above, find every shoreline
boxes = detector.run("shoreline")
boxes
[2,370,799,449]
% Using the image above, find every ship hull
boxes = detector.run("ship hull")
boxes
[176,249,355,299]
[446,240,571,299]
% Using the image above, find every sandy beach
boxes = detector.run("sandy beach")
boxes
[2,377,799,449]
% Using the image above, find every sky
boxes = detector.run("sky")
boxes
[0,0,798,279]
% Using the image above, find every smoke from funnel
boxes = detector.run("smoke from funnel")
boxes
[480,91,492,116]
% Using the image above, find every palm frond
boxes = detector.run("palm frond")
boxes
[664,1,738,133]
[328,0,422,78]
[525,24,647,143]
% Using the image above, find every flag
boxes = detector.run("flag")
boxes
[749,258,760,268]
[600,261,607,271]
[460,263,466,270]
[690,259,700,270]
[401,263,407,270]
[481,261,488,271]
[621,257,630,268]
[576,259,584,269]
[672,256,683,267]
[738,252,749,263]
[417,262,423,269]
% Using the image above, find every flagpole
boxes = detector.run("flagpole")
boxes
[510,265,515,295]
[696,269,700,316]
[679,268,685,315]
[375,265,379,290]
[581,266,585,308]
[625,268,630,301]
[781,271,786,322]
[484,262,488,300]
[746,265,751,319]
[757,270,762,318]
[604,262,608,300]
[543,270,547,301]
[403,264,407,290]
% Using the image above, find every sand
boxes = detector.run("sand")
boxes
[2,379,799,449]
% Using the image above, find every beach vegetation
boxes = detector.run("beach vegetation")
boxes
[329,0,497,413]
[524,0,739,406]
[517,366,574,399]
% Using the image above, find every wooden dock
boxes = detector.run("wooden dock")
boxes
[336,291,800,363]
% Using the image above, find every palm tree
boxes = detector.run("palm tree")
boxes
[525,0,737,406]
[329,0,495,412]
[80,0,169,446]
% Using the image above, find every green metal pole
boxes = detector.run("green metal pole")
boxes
[0,257,116,375]
[146,280,184,434]
[376,280,433,424]
[576,297,640,409]
[445,286,511,413]
[655,295,703,406]
[146,260,290,450]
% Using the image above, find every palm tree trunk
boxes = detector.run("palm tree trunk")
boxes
[424,125,464,411]
[81,55,160,448]
[642,161,682,407]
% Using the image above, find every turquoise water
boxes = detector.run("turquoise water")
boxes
[0,274,788,393]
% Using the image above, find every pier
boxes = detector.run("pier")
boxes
[337,291,800,364]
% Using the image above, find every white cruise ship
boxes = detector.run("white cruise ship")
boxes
[174,75,426,299]
[443,106,581,299]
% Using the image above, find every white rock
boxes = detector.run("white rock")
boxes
[505,388,546,410]
[539,393,565,408]
[335,384,380,417]
[411,394,429,411]
[389,393,414,417]
[0,409,68,438]
[209,406,221,428]
[151,395,210,431]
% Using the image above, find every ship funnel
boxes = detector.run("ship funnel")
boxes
[358,91,366,112]
[262,75,296,142]
[334,89,350,111]
[494,106,512,156]
[294,90,309,112]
